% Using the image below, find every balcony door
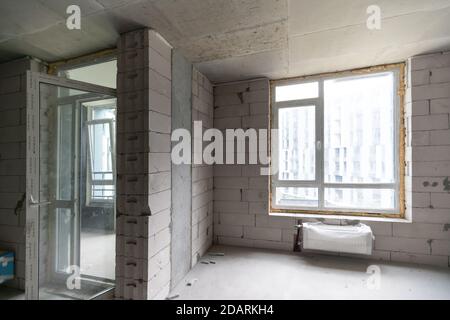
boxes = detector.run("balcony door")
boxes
[26,72,116,300]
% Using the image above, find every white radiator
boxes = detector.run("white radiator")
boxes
[302,222,374,255]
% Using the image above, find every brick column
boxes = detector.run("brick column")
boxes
[191,68,214,266]
[115,29,172,299]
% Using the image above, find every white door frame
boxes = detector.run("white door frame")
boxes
[25,71,116,300]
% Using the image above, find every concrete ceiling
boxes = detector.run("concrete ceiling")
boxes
[1,0,450,83]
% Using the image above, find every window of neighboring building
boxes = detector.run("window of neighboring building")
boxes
[270,64,405,218]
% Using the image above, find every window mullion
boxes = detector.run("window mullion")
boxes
[317,80,325,210]
[324,183,396,189]
[275,98,320,109]
[275,180,319,188]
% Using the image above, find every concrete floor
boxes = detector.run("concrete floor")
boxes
[170,245,450,300]
[80,230,115,280]
[0,287,24,300]
[0,284,114,300]
[3,244,450,300]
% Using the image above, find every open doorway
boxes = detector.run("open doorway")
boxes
[80,101,116,281]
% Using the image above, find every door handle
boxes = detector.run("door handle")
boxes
[29,195,51,207]
[316,140,322,151]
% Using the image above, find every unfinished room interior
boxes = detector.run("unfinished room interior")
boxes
[0,0,449,302]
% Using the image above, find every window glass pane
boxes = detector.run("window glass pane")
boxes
[325,188,395,210]
[57,105,74,200]
[278,106,315,180]
[88,121,114,201]
[324,72,395,184]
[89,123,112,177]
[276,187,318,207]
[276,82,319,102]
[55,208,73,273]
[59,60,117,89]
[92,104,116,120]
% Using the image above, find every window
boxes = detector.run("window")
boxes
[270,64,405,218]
[85,103,116,204]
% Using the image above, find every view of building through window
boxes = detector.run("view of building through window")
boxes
[279,105,316,181]
[274,70,399,214]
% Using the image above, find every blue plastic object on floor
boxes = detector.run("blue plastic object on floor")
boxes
[0,251,14,284]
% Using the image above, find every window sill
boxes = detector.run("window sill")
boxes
[269,211,412,223]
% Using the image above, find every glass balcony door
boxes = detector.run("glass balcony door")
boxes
[26,73,116,300]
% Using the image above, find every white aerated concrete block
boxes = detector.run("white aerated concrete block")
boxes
[430,98,450,114]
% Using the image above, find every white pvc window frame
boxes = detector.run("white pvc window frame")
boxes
[270,65,405,217]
